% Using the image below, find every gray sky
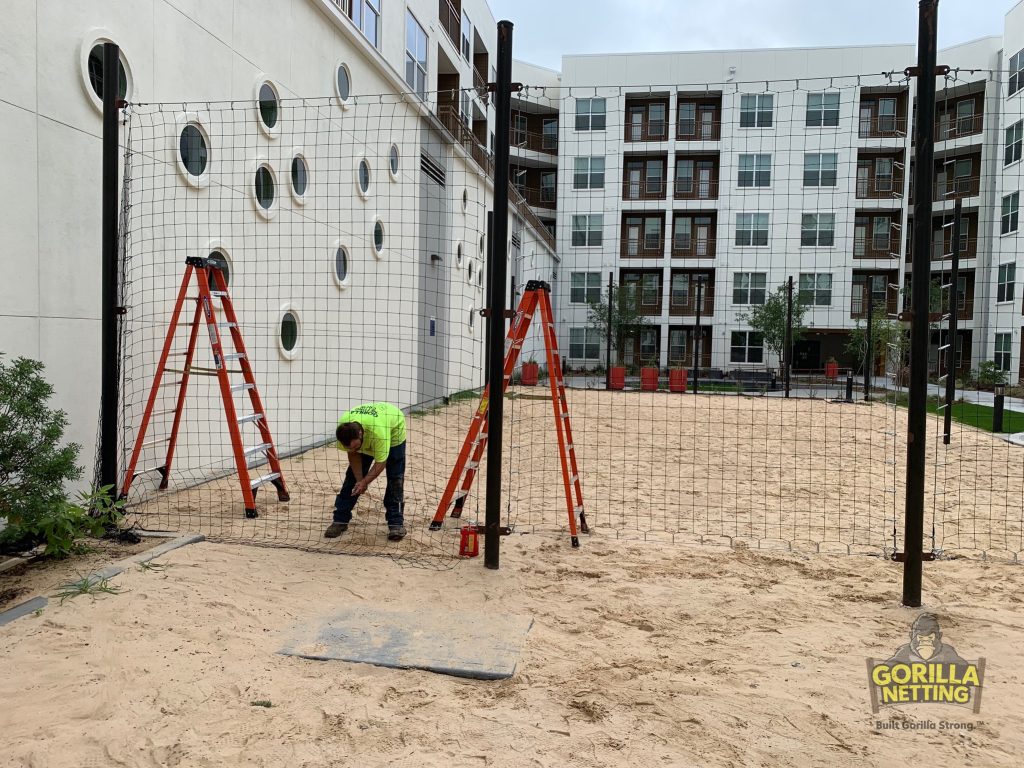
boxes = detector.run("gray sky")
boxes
[486,0,1017,71]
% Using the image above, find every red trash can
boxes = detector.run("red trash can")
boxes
[521,361,539,386]
[640,367,659,391]
[669,368,688,393]
[824,361,839,380]
[608,366,626,390]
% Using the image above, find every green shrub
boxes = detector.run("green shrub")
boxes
[968,360,1009,390]
[0,356,81,552]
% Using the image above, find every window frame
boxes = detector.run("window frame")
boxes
[575,97,606,131]
[573,156,605,190]
[738,153,771,187]
[570,272,603,304]
[571,214,603,247]
[1002,192,1020,235]
[995,332,1013,372]
[404,10,428,99]
[998,263,1016,303]
[735,212,769,247]
[569,327,602,360]
[1011,49,1024,97]
[806,91,840,128]
[730,331,765,364]
[739,94,773,128]
[1006,121,1023,166]
[732,272,767,305]
[800,213,836,248]
[803,153,838,187]
[798,272,833,306]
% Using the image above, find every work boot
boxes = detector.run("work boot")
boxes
[324,522,348,538]
[387,525,407,541]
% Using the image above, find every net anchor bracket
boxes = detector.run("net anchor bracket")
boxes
[904,64,950,77]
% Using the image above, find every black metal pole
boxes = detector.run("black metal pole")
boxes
[100,42,120,493]
[943,200,962,445]
[993,386,1005,433]
[785,276,793,398]
[484,21,513,570]
[846,372,854,403]
[692,278,703,394]
[484,211,493,386]
[605,271,613,389]
[903,0,940,608]
[865,282,874,399]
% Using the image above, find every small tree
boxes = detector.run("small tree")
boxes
[845,303,909,379]
[586,285,651,365]
[737,285,808,367]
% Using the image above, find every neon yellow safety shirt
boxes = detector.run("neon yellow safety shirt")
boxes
[337,402,406,463]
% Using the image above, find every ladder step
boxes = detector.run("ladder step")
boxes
[231,382,255,393]
[210,291,228,298]
[218,322,237,329]
[250,472,280,489]
[153,408,176,417]
[223,353,246,361]
[244,442,273,457]
[237,413,264,425]
[141,437,167,448]
[467,461,479,469]
[160,379,184,387]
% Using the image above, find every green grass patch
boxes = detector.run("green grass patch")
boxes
[52,576,126,604]
[688,382,742,393]
[882,393,1024,433]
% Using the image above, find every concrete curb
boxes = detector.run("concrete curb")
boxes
[0,533,205,627]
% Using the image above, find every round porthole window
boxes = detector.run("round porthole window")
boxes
[280,311,299,356]
[373,220,385,257]
[87,44,128,101]
[207,251,231,287]
[258,82,279,129]
[290,154,309,201]
[456,243,464,267]
[462,189,469,212]
[179,124,208,177]
[467,261,475,284]
[480,235,486,257]
[255,166,275,209]
[468,307,476,331]
[334,245,350,287]
[389,144,400,177]
[336,63,352,107]
[357,159,371,196]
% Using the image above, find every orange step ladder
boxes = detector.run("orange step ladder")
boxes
[120,256,289,518]
[430,280,588,546]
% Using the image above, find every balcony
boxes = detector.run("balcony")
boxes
[510,128,557,155]
[674,178,718,201]
[858,115,907,139]
[672,234,716,259]
[439,0,460,49]
[854,235,896,259]
[850,288,899,319]
[669,273,715,317]
[932,176,981,202]
[935,114,983,141]
[622,177,668,201]
[625,98,670,143]
[513,184,556,210]
[620,284,663,316]
[677,117,721,141]
[907,237,979,262]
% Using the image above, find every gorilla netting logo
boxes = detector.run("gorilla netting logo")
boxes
[867,613,985,715]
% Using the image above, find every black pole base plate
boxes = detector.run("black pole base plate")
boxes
[570,536,580,548]
[890,551,936,562]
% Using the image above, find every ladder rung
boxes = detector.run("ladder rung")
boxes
[237,413,264,425]
[160,379,183,387]
[210,291,228,298]
[244,443,273,457]
[223,353,246,361]
[570,474,578,484]
[250,472,280,489]
[141,437,167,448]
[140,465,165,474]
[218,322,237,329]
[574,505,584,515]
[231,382,255,393]
[467,461,479,469]
[152,408,176,417]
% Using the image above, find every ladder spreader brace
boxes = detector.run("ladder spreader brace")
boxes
[430,280,588,547]
[120,257,289,519]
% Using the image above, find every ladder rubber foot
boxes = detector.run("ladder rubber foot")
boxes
[570,536,580,548]
[580,517,590,534]
[450,509,463,519]
[277,491,290,502]
[245,508,259,519]
[428,520,443,531]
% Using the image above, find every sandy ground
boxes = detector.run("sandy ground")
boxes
[124,390,1024,560]
[0,535,1021,768]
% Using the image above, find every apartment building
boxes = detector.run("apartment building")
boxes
[541,13,1024,383]
[0,0,557,482]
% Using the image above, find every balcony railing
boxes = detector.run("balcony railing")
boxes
[933,176,981,201]
[669,292,715,316]
[439,0,460,48]
[622,178,668,201]
[625,119,669,143]
[907,237,979,262]
[620,235,664,258]
[855,176,903,199]
[473,67,486,94]
[935,114,983,141]
[510,128,557,155]
[858,115,908,139]
[853,236,896,259]
[850,292,899,318]
[677,120,721,141]
[672,236,716,259]
[513,184,557,209]
[620,286,662,315]
[673,179,719,201]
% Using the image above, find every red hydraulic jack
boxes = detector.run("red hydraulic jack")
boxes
[120,256,289,518]
[430,280,588,546]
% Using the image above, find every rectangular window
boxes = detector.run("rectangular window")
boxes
[740,94,773,128]
[1002,192,1019,235]
[872,217,890,252]
[512,114,527,146]
[878,98,897,132]
[735,213,769,246]
[678,102,696,136]
[569,327,601,360]
[1011,49,1024,97]
[738,154,771,187]
[570,272,603,304]
[460,11,472,60]
[874,158,894,192]
[542,118,558,150]
[573,157,605,189]
[995,332,1013,372]
[799,273,833,306]
[671,272,689,306]
[404,11,428,99]
[540,171,556,202]
[668,328,687,363]
[648,103,667,137]
[646,160,665,193]
[641,273,660,306]
[801,213,835,247]
[1006,121,1023,166]
[733,272,767,305]
[803,153,838,187]
[644,218,663,250]
[575,98,606,131]
[351,0,381,47]
[674,217,692,251]
[730,331,765,364]
[998,263,1016,303]
[806,92,840,127]
[675,159,694,193]
[571,215,603,247]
